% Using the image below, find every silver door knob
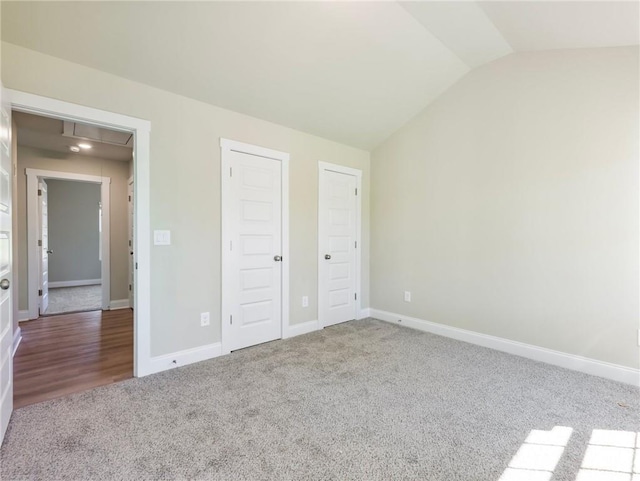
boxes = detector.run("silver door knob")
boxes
[325,254,331,260]
[274,255,282,262]
[0,279,9,290]
[46,249,53,254]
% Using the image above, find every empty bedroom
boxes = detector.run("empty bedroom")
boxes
[0,1,638,480]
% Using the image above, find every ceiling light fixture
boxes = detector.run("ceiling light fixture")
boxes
[69,146,80,153]
[78,143,92,149]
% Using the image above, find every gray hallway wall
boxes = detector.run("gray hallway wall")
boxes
[46,179,101,284]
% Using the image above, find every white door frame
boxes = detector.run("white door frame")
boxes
[9,89,152,377]
[26,169,111,316]
[318,161,363,327]
[220,138,289,355]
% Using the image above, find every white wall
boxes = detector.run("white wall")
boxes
[371,47,639,369]
[46,179,101,284]
[2,43,370,357]
[16,146,131,309]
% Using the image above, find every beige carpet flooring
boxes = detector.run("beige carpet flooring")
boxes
[1,319,638,480]
[44,285,102,315]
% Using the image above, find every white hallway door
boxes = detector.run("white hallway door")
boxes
[319,163,361,328]
[0,87,13,443]
[39,180,49,314]
[128,177,134,310]
[226,149,283,351]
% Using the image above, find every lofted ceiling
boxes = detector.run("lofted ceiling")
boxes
[2,1,638,150]
[14,111,134,162]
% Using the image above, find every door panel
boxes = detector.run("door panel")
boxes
[319,168,358,327]
[128,179,134,310]
[228,151,282,351]
[39,181,49,314]
[0,87,13,444]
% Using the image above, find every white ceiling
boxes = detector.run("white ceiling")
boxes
[400,1,513,68]
[2,1,638,150]
[14,111,134,162]
[480,1,639,52]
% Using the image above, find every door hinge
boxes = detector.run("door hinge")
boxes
[230,167,233,177]
[38,189,42,196]
[355,188,358,196]
[230,240,233,251]
[129,240,132,247]
[355,241,357,248]
[129,284,132,292]
[230,315,233,325]
[38,240,42,247]
[128,195,131,202]
[38,289,42,296]
[135,262,138,270]
[354,293,357,300]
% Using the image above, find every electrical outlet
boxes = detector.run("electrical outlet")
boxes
[302,296,309,308]
[404,291,411,302]
[200,312,210,327]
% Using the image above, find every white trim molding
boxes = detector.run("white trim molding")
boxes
[109,299,131,310]
[18,310,30,322]
[49,279,101,289]
[220,138,289,161]
[146,343,222,376]
[284,320,319,339]
[9,90,151,133]
[9,89,152,378]
[359,308,371,319]
[370,309,640,387]
[318,161,363,327]
[26,168,111,317]
[147,321,319,375]
[220,138,290,355]
[12,327,22,357]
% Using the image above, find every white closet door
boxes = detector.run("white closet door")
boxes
[319,168,358,327]
[227,150,282,351]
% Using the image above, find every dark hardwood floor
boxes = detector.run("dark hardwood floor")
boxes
[13,309,133,408]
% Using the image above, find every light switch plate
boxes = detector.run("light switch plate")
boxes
[154,230,171,246]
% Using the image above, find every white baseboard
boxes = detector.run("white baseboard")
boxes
[49,279,101,288]
[12,327,22,356]
[109,299,130,310]
[370,308,640,387]
[359,308,371,319]
[284,319,319,339]
[18,310,31,322]
[142,321,320,377]
[144,342,222,376]
[140,319,322,377]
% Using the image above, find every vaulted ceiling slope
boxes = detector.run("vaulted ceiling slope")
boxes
[2,1,638,150]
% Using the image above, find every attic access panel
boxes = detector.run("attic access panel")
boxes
[63,121,133,147]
